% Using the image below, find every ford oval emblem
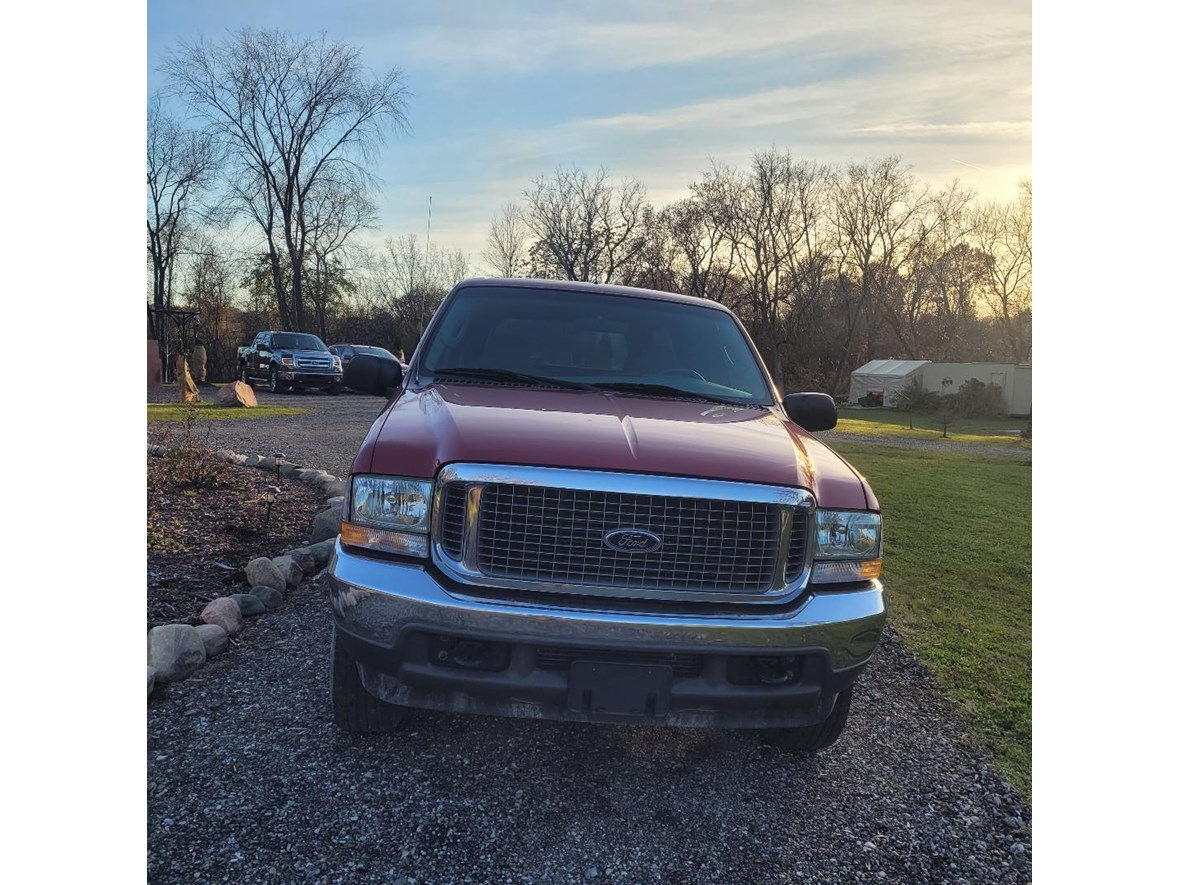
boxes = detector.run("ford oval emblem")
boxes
[603,528,662,554]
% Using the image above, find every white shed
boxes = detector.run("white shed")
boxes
[847,359,930,406]
[922,363,1032,416]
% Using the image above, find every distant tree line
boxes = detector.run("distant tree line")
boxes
[488,156,1031,394]
[149,32,1030,393]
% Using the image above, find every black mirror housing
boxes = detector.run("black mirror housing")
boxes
[783,392,838,432]
[344,354,403,397]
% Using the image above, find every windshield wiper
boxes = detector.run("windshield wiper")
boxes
[429,367,594,390]
[586,381,749,406]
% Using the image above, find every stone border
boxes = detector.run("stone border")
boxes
[146,445,346,698]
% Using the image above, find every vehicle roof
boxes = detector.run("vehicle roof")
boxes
[453,278,734,314]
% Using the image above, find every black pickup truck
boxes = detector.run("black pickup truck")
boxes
[238,331,343,394]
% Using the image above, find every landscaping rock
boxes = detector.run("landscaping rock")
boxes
[195,623,229,657]
[176,355,200,404]
[278,461,304,478]
[322,480,348,499]
[215,448,236,461]
[271,555,304,589]
[256,456,277,472]
[190,344,207,383]
[307,539,336,565]
[250,585,283,611]
[148,665,156,697]
[284,547,318,574]
[147,624,206,683]
[326,496,345,509]
[229,593,267,616]
[310,508,342,543]
[245,557,285,592]
[200,597,243,637]
[215,381,258,408]
[243,453,262,468]
[296,469,328,484]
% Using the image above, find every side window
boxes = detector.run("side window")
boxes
[343,347,354,359]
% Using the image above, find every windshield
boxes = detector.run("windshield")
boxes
[355,346,396,360]
[417,286,773,405]
[272,333,328,352]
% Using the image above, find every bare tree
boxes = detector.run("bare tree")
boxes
[975,180,1032,362]
[304,174,377,340]
[374,234,469,351]
[523,166,649,283]
[692,150,834,387]
[163,29,409,331]
[829,156,931,388]
[482,202,530,277]
[147,94,219,330]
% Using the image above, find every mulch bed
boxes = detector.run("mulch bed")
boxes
[147,454,325,629]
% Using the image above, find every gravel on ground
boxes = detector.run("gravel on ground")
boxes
[148,579,1031,884]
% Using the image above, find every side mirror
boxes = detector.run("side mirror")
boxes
[344,354,403,398]
[783,392,837,432]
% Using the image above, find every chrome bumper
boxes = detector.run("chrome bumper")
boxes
[328,541,885,669]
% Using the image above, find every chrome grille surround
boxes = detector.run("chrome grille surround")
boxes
[431,464,815,605]
[295,355,333,369]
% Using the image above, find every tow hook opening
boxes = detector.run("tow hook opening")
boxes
[428,634,510,672]
[726,655,800,686]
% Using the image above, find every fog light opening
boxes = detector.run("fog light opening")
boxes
[755,656,796,685]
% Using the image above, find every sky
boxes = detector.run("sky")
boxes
[146,0,1031,268]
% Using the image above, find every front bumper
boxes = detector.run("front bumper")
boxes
[328,541,886,728]
[279,370,342,386]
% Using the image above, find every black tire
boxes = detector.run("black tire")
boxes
[327,383,341,396]
[331,624,408,733]
[761,690,852,752]
[268,367,286,394]
[239,364,251,385]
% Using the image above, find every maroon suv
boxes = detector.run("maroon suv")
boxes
[328,279,885,749]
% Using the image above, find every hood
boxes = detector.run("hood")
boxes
[353,384,871,509]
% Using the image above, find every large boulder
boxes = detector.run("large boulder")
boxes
[271,555,304,589]
[215,381,258,408]
[195,623,229,657]
[190,345,207,383]
[200,597,244,637]
[147,666,156,698]
[245,557,285,592]
[175,356,200,404]
[310,508,342,544]
[147,624,206,683]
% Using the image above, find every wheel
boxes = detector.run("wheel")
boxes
[761,690,852,752]
[327,383,341,396]
[331,624,408,733]
[268,368,286,394]
[239,364,251,385]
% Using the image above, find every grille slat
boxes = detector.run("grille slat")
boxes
[473,484,784,593]
[440,484,467,558]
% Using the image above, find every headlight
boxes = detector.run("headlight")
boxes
[342,475,433,557]
[332,356,342,370]
[280,354,294,367]
[811,510,882,584]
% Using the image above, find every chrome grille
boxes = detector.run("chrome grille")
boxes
[441,484,467,557]
[295,355,332,369]
[785,508,809,581]
[475,484,782,593]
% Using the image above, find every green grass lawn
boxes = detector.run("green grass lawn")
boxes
[147,402,310,423]
[831,441,1032,799]
[832,406,1031,447]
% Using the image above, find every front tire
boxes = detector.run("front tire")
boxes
[239,364,251,385]
[761,690,852,752]
[327,383,341,396]
[331,625,408,733]
[268,368,286,394]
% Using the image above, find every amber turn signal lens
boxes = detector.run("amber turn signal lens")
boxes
[811,559,882,584]
[340,521,429,558]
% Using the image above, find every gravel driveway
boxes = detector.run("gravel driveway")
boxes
[148,391,1032,883]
